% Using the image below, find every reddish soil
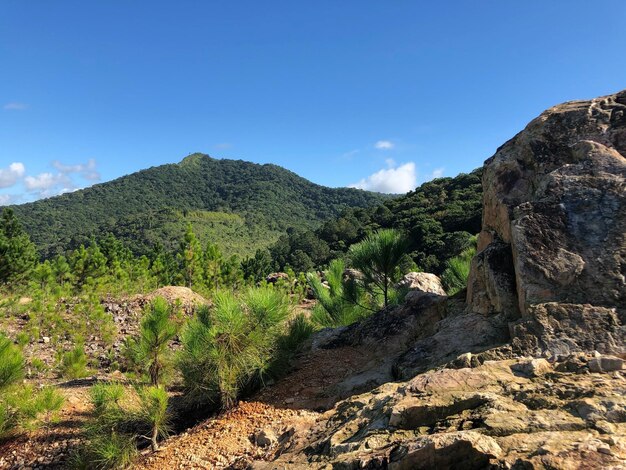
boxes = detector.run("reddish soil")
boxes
[135,402,318,470]
[0,296,381,470]
[0,381,92,469]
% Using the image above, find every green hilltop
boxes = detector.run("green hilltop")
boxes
[11,154,388,258]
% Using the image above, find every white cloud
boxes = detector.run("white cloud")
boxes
[0,158,98,202]
[52,158,100,181]
[431,168,444,178]
[38,186,76,199]
[214,143,232,150]
[349,162,416,194]
[24,172,70,191]
[0,162,26,188]
[340,149,360,159]
[0,194,18,206]
[374,140,394,150]
[3,102,28,111]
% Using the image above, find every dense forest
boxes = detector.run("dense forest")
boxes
[10,154,388,258]
[268,169,482,274]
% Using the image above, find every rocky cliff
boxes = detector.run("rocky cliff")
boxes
[251,90,626,469]
[471,90,625,359]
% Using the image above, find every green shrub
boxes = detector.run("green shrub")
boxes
[307,259,370,328]
[32,386,64,431]
[71,430,137,470]
[441,246,476,295]
[0,399,19,440]
[0,335,24,390]
[348,228,409,308]
[74,383,170,468]
[15,332,29,347]
[90,382,125,414]
[277,313,314,353]
[269,313,315,377]
[178,286,292,409]
[0,336,64,440]
[137,386,170,451]
[29,357,48,375]
[125,297,178,385]
[60,346,89,379]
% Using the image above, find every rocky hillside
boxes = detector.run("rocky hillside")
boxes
[134,90,626,469]
[2,91,623,470]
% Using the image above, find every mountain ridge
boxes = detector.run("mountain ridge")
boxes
[10,153,389,258]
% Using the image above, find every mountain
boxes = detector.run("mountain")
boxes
[269,168,483,273]
[11,154,388,258]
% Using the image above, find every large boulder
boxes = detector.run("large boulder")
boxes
[397,272,447,304]
[470,90,626,356]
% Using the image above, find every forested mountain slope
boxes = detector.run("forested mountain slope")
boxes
[11,154,387,258]
[270,169,483,273]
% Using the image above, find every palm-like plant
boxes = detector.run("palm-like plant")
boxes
[307,259,369,327]
[348,229,409,308]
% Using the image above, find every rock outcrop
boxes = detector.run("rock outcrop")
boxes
[253,90,626,469]
[261,357,626,469]
[397,272,447,303]
[469,90,626,357]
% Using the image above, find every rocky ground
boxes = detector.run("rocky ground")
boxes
[135,402,318,470]
[260,355,626,469]
[0,381,92,469]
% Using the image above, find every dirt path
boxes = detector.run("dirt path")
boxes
[135,402,318,470]
[134,340,397,469]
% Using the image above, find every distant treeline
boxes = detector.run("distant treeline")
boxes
[267,169,482,274]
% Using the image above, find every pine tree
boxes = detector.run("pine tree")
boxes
[348,229,409,308]
[0,209,37,284]
[53,255,72,286]
[127,297,177,386]
[178,224,202,289]
[204,242,223,290]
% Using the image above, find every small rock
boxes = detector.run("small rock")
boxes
[588,356,624,373]
[452,353,472,369]
[594,420,617,435]
[42,336,50,344]
[254,428,278,447]
[510,358,552,377]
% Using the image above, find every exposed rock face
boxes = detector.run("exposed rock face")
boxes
[261,358,626,469]
[466,241,519,316]
[470,89,626,357]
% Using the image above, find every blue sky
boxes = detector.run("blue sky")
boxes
[1,1,625,203]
